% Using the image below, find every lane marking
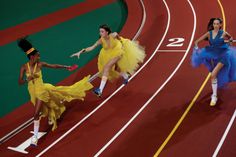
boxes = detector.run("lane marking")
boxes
[35,0,148,156]
[212,3,235,157]
[0,75,98,145]
[153,74,210,156]
[166,37,185,47]
[0,118,34,144]
[212,109,236,157]
[154,0,226,156]
[217,0,226,31]
[157,50,187,52]
[7,131,46,154]
[94,0,196,156]
[0,0,146,145]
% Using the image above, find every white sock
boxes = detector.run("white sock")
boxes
[33,120,40,138]
[99,76,108,93]
[120,72,129,79]
[212,78,217,97]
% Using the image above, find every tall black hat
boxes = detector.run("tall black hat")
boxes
[17,37,38,55]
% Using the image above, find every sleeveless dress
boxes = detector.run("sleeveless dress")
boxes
[191,30,236,87]
[98,34,146,80]
[26,63,93,130]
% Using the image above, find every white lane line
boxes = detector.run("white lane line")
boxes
[0,118,33,144]
[94,0,197,156]
[0,0,146,144]
[157,50,187,52]
[133,0,146,40]
[212,109,236,157]
[35,0,148,156]
[0,74,98,144]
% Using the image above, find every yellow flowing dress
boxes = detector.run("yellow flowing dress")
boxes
[98,34,146,80]
[26,63,93,131]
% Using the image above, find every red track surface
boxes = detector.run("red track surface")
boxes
[1,0,236,157]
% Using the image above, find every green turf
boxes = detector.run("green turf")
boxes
[0,0,85,30]
[0,0,127,117]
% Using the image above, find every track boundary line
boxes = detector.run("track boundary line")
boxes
[35,0,148,156]
[157,50,187,52]
[153,0,226,156]
[94,0,196,156]
[0,0,145,145]
[212,109,236,157]
[153,73,210,156]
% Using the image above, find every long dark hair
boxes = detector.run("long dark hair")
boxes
[207,18,223,31]
[99,24,112,34]
[17,37,38,60]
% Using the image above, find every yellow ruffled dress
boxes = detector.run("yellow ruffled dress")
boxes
[98,35,145,80]
[26,63,93,131]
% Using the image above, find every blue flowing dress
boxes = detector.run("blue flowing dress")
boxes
[191,30,236,87]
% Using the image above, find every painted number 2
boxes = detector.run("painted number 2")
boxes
[166,38,185,47]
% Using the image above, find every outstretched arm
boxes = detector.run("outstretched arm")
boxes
[41,62,70,69]
[70,39,102,58]
[85,39,101,51]
[194,32,210,48]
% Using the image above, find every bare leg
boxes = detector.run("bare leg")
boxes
[210,62,224,106]
[34,99,43,120]
[94,56,121,96]
[102,56,121,77]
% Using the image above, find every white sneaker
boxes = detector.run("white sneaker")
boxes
[210,95,218,106]
[30,136,38,146]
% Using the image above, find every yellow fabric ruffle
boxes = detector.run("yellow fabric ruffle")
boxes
[118,37,146,75]
[97,35,145,80]
[27,69,93,131]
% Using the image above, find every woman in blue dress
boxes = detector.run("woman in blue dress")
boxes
[192,18,236,106]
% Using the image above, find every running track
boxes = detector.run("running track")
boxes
[0,0,236,157]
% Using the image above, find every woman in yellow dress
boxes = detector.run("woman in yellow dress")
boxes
[71,24,146,97]
[18,38,93,146]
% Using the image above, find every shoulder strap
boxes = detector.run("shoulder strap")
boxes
[27,63,31,73]
[27,62,37,74]
[209,30,212,39]
[100,37,105,45]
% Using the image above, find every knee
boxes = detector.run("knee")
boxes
[116,56,121,61]
[104,65,111,72]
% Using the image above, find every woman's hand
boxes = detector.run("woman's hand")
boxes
[194,45,199,50]
[27,74,39,82]
[70,49,85,59]
[33,73,40,78]
[27,76,35,82]
[66,64,78,71]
